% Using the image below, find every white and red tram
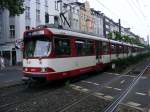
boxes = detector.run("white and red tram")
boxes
[23,27,144,81]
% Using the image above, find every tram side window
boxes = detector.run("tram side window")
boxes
[54,38,71,56]
[111,44,116,54]
[132,47,136,53]
[118,45,123,54]
[102,42,109,54]
[86,40,94,55]
[76,40,86,56]
[124,46,128,53]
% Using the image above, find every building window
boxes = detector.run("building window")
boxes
[10,25,15,38]
[25,6,30,19]
[111,44,116,54]
[45,0,48,7]
[26,26,30,30]
[36,0,40,3]
[36,0,40,10]
[36,9,40,21]
[55,1,59,10]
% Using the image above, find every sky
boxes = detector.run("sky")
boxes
[79,0,150,41]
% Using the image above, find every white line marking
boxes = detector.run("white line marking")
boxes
[127,101,141,107]
[114,88,122,91]
[80,88,89,92]
[94,92,104,96]
[105,86,113,89]
[4,80,13,83]
[70,84,90,93]
[104,95,114,100]
[141,76,147,79]
[82,81,100,86]
[136,92,146,96]
[120,80,125,84]
[104,72,120,76]
[122,75,136,77]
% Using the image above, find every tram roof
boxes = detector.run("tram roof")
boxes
[48,28,143,48]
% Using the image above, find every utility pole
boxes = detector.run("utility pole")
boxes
[147,35,149,47]
[59,0,63,26]
[118,19,121,36]
[103,15,106,38]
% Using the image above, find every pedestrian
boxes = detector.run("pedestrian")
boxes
[0,56,5,70]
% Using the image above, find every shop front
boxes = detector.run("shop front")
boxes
[0,43,22,66]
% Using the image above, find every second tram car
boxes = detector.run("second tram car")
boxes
[23,27,144,81]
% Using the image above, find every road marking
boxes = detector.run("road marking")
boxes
[104,95,114,100]
[148,90,150,96]
[82,81,100,86]
[70,84,90,93]
[80,88,89,93]
[114,88,122,91]
[70,84,82,90]
[127,101,141,107]
[93,92,104,96]
[93,92,106,99]
[105,86,113,89]
[122,75,136,78]
[136,92,146,96]
[120,80,125,84]
[141,76,147,79]
[4,80,13,83]
[104,72,120,76]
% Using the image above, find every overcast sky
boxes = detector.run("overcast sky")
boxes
[79,0,150,41]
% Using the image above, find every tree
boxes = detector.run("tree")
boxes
[123,35,130,43]
[114,31,122,41]
[0,0,24,16]
[107,32,113,39]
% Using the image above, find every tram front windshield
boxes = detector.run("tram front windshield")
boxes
[24,36,52,58]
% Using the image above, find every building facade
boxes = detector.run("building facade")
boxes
[0,0,77,66]
[0,0,147,66]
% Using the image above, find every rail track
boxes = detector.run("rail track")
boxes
[56,60,150,112]
[0,59,149,112]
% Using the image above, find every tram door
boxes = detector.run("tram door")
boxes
[96,41,101,63]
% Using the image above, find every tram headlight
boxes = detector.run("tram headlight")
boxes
[41,68,46,72]
[25,68,28,72]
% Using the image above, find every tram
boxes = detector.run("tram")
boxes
[23,26,144,81]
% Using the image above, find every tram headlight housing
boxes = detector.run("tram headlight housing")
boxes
[25,68,28,72]
[41,68,46,72]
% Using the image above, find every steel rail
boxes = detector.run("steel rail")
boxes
[103,63,150,112]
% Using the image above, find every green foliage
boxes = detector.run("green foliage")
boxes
[107,32,113,39]
[0,0,24,16]
[123,35,130,43]
[108,31,147,48]
[114,31,122,41]
[110,53,150,73]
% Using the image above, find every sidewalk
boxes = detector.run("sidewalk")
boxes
[0,65,22,72]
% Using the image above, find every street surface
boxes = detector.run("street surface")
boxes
[118,66,150,112]
[0,59,150,112]
[0,66,23,88]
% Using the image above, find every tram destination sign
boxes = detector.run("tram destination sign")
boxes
[26,30,45,37]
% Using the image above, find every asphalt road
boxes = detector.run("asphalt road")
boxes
[0,66,23,88]
[0,60,149,112]
[119,67,150,112]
